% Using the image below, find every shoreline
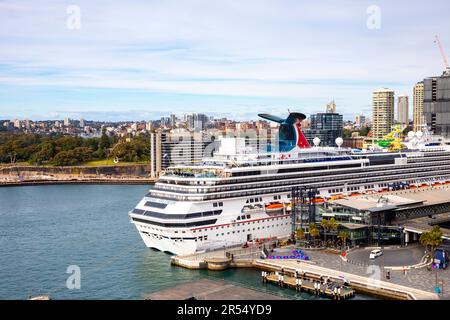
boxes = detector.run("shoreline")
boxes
[0,163,155,187]
[0,178,156,187]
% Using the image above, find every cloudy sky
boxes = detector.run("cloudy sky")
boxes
[0,0,449,121]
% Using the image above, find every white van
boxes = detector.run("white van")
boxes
[369,249,383,259]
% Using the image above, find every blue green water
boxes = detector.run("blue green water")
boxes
[0,185,369,300]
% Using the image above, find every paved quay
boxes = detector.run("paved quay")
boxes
[255,258,438,300]
[346,245,424,267]
[305,249,448,299]
[171,245,446,300]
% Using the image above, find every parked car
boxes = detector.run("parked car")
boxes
[369,249,383,259]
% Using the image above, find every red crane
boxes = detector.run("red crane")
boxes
[434,34,449,70]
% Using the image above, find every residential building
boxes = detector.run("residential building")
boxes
[413,82,425,131]
[397,95,409,127]
[372,88,395,140]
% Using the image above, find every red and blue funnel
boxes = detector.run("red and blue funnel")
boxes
[259,112,310,152]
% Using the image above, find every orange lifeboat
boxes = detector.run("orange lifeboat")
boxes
[265,202,284,210]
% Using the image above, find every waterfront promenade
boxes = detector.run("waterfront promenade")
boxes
[255,258,438,300]
[172,246,446,300]
[305,249,448,299]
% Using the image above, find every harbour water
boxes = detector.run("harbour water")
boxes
[0,185,370,300]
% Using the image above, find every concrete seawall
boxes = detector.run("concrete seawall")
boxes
[0,164,151,176]
[0,164,156,186]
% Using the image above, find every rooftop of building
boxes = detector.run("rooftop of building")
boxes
[403,213,450,240]
[373,88,395,93]
[330,186,450,212]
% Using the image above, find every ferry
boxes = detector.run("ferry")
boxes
[129,112,450,255]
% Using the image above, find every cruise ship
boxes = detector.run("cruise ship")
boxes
[129,112,450,255]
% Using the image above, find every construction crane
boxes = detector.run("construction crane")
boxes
[434,34,450,74]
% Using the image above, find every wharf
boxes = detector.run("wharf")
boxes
[254,259,439,300]
[171,245,438,300]
[144,279,287,300]
[263,272,354,300]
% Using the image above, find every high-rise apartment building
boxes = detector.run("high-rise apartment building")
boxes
[397,95,409,127]
[355,114,366,128]
[413,82,425,131]
[186,113,209,131]
[169,114,177,128]
[372,88,395,140]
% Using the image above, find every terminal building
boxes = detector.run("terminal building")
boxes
[315,187,450,246]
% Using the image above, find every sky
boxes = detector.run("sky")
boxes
[0,0,449,121]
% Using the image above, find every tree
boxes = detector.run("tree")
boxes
[296,228,305,241]
[338,230,349,250]
[420,226,443,262]
[359,126,371,137]
[320,219,330,242]
[0,132,148,165]
[54,136,82,152]
[99,131,111,150]
[328,217,339,241]
[110,137,150,162]
[53,151,78,166]
[309,224,320,246]
[82,138,99,151]
[31,142,55,164]
[111,142,137,162]
[72,147,92,163]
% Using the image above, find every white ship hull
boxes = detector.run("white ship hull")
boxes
[131,207,292,256]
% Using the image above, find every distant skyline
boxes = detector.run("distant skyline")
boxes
[1,0,449,121]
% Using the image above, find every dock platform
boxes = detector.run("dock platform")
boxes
[254,259,439,300]
[262,272,354,300]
